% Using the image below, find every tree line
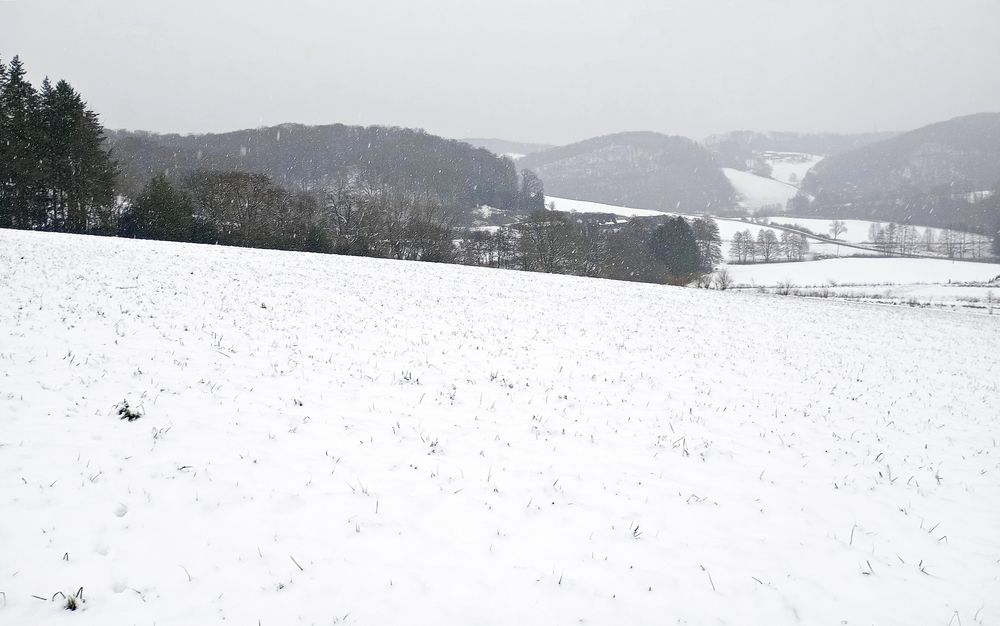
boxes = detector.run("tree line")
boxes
[461,211,722,285]
[729,228,810,263]
[0,56,117,232]
[867,222,992,259]
[85,168,723,285]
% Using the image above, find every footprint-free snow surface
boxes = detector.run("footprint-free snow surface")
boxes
[2,229,998,625]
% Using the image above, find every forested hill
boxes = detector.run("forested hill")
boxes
[795,113,1000,230]
[517,132,736,214]
[109,124,531,213]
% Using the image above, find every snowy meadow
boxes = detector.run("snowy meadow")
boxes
[1,229,999,625]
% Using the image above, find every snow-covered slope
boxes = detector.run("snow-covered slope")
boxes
[2,229,999,625]
[545,195,668,217]
[722,168,800,210]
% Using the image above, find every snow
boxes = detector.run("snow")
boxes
[778,216,988,246]
[769,217,879,243]
[725,257,1000,287]
[545,195,669,218]
[2,229,1000,625]
[807,284,1000,312]
[761,152,823,188]
[722,168,799,210]
[709,219,868,259]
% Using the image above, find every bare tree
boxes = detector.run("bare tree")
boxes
[713,267,733,290]
[829,220,847,240]
[756,229,779,261]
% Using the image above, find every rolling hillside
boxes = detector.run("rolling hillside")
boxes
[798,113,1000,229]
[518,132,736,214]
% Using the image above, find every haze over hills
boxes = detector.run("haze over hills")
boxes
[796,112,1000,229]
[107,114,1000,232]
[461,138,555,158]
[518,131,736,214]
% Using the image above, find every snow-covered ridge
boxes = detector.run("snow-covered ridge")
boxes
[2,229,999,625]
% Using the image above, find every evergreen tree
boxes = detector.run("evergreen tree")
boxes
[517,169,545,213]
[120,174,193,241]
[0,56,44,228]
[0,57,116,232]
[0,57,7,227]
[648,216,701,282]
[691,216,722,270]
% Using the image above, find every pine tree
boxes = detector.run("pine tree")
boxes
[648,216,701,282]
[0,57,117,233]
[42,80,117,233]
[518,169,545,213]
[0,57,8,227]
[120,174,192,241]
[0,56,44,229]
[691,216,722,270]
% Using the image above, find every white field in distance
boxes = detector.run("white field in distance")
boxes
[722,152,823,210]
[762,151,824,187]
[722,168,799,210]
[725,256,1000,287]
[2,228,999,625]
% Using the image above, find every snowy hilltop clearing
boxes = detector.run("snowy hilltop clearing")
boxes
[1,229,999,625]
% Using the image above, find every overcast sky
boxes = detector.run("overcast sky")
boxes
[3,0,999,144]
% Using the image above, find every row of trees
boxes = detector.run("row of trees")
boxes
[866,222,992,259]
[0,56,117,232]
[116,170,724,284]
[461,213,722,284]
[120,170,464,260]
[730,229,810,263]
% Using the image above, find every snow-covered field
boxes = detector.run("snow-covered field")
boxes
[545,195,668,218]
[2,229,1000,625]
[776,217,892,243]
[777,216,989,249]
[780,284,1000,313]
[709,219,877,260]
[762,152,823,187]
[726,257,1000,287]
[722,168,799,210]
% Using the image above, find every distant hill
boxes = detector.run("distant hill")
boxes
[704,130,896,170]
[461,138,556,158]
[518,132,736,214]
[796,113,1000,229]
[108,124,529,219]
